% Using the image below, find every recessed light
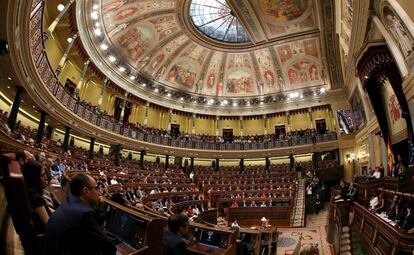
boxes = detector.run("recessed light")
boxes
[67,37,73,43]
[7,77,11,80]
[193,100,197,104]
[320,87,326,93]
[21,100,24,102]
[180,97,184,101]
[92,4,99,10]
[167,93,171,97]
[32,105,35,108]
[57,4,65,12]
[154,88,159,93]
[260,101,264,105]
[108,55,116,62]
[91,11,99,20]
[7,86,10,89]
[94,28,102,36]
[233,102,238,107]
[94,22,100,27]
[142,83,146,87]
[100,43,108,50]
[129,75,136,80]
[118,66,126,72]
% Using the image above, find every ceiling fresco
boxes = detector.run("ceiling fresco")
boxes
[85,0,337,100]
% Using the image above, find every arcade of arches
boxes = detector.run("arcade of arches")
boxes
[1,0,414,254]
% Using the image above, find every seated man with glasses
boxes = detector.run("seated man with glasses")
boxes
[44,173,116,255]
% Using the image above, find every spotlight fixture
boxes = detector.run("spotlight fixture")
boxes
[233,102,238,107]
[67,37,73,43]
[118,66,126,72]
[180,97,184,101]
[154,88,159,93]
[94,28,102,36]
[142,83,146,87]
[320,87,326,93]
[167,93,171,97]
[129,75,136,80]
[7,77,11,81]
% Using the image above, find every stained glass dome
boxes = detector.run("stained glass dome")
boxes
[189,0,250,43]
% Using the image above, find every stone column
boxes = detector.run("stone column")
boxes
[190,157,194,171]
[97,78,109,110]
[76,59,90,96]
[55,33,78,77]
[308,108,313,129]
[43,0,75,42]
[165,155,169,171]
[144,102,149,126]
[119,92,129,123]
[239,116,244,137]
[263,114,268,135]
[88,137,95,160]
[7,86,24,131]
[191,113,196,134]
[140,151,145,169]
[168,109,173,130]
[286,112,291,132]
[215,116,219,136]
[36,111,48,144]
[215,158,220,171]
[63,126,71,152]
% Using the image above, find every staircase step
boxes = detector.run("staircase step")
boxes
[341,233,350,239]
[339,239,351,245]
[340,244,351,251]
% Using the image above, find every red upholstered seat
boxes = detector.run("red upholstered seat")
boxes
[0,155,43,255]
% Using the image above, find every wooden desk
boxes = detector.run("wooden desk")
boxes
[227,205,293,227]
[352,202,414,255]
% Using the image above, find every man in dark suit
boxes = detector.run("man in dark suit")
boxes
[44,173,116,255]
[163,214,189,255]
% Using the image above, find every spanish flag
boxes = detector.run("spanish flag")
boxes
[386,137,395,175]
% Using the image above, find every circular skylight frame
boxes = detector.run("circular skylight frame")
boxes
[189,0,250,43]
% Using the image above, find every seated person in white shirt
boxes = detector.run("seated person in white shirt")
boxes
[110,176,118,185]
[230,220,239,228]
[372,168,381,179]
[369,193,379,211]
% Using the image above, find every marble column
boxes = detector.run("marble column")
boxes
[119,92,129,123]
[55,33,78,77]
[76,60,90,96]
[97,78,109,110]
[35,111,47,144]
[63,126,71,152]
[7,86,24,131]
[88,137,95,160]
[43,0,75,42]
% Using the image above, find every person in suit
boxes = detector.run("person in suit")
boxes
[399,204,414,233]
[387,195,400,221]
[44,173,116,255]
[163,213,189,255]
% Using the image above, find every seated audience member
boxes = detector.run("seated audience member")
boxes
[387,195,400,221]
[22,160,50,234]
[397,162,407,180]
[163,214,189,255]
[347,182,358,202]
[44,173,117,255]
[369,193,379,211]
[231,200,239,208]
[398,205,414,233]
[250,201,257,207]
[231,219,240,228]
[335,180,348,200]
[372,168,381,179]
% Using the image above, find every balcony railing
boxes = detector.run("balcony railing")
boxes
[28,1,337,151]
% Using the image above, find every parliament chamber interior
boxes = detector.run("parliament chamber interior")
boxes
[1,0,414,254]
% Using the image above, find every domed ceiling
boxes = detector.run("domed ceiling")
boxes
[77,0,342,113]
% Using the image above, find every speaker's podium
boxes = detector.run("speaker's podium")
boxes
[103,199,166,255]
